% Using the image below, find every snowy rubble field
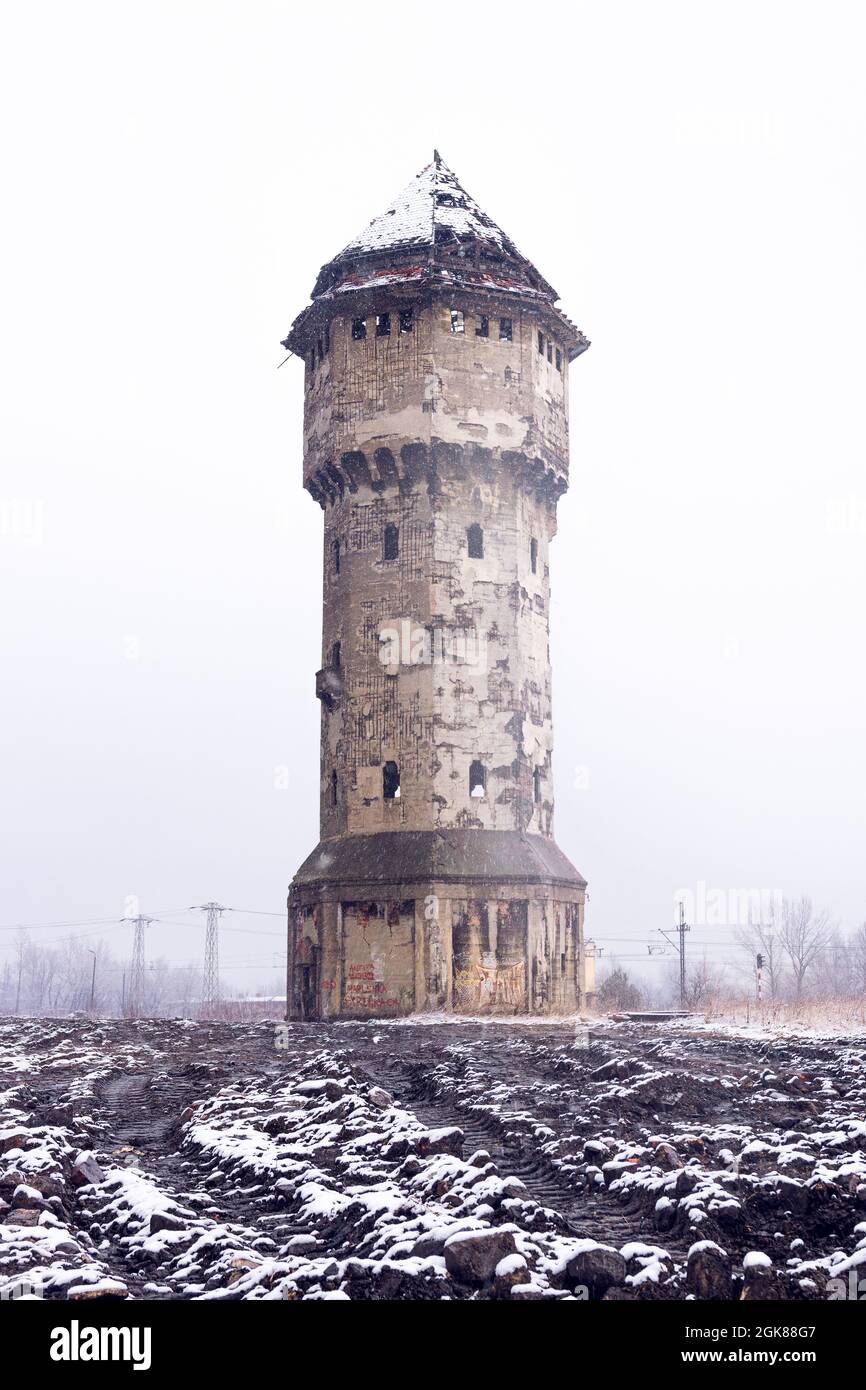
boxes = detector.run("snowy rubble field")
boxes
[1,1017,865,1300]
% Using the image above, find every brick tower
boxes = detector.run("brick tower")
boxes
[282,153,590,1019]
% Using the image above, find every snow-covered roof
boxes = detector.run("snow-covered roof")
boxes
[335,152,519,261]
[282,153,590,360]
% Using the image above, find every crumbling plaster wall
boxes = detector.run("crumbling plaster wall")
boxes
[309,299,570,840]
[289,886,584,1019]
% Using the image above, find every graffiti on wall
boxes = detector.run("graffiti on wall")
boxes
[452,899,528,1014]
[341,900,415,1016]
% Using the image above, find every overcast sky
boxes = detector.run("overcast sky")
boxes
[1,1,864,992]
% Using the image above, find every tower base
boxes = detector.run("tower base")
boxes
[287,831,587,1020]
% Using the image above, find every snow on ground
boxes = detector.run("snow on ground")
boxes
[1,1016,864,1300]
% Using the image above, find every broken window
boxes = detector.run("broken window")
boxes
[383,760,400,800]
[467,523,484,559]
[383,522,399,561]
[450,309,465,334]
[376,312,390,337]
[351,317,366,340]
[555,346,562,371]
[469,760,486,798]
[530,537,538,574]
[330,769,338,806]
[476,315,489,338]
[332,538,341,575]
[331,640,341,669]
[533,767,542,803]
[538,331,544,355]
[499,317,512,342]
[399,308,413,333]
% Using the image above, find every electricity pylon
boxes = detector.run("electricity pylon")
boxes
[192,902,225,1014]
[126,916,154,1018]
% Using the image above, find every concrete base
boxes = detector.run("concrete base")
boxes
[287,831,587,1020]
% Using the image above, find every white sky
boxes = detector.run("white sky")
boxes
[1,1,864,990]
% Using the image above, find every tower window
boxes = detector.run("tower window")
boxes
[383,523,399,561]
[324,325,330,354]
[332,538,341,575]
[467,523,484,559]
[308,349,315,371]
[450,309,465,334]
[317,338,324,362]
[530,537,538,574]
[376,312,391,337]
[499,318,512,342]
[330,769,338,806]
[547,339,553,362]
[351,317,366,340]
[538,331,544,354]
[476,315,489,338]
[399,308,413,333]
[504,367,512,384]
[533,767,542,803]
[555,346,562,371]
[469,760,486,798]
[383,761,400,800]
[331,640,341,668]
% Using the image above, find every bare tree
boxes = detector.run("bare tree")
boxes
[777,896,834,1000]
[735,906,786,1000]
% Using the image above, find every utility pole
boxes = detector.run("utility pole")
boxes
[192,902,225,1016]
[659,901,691,1010]
[127,916,153,1018]
[88,948,97,1013]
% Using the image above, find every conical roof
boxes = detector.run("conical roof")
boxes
[283,153,589,359]
[335,151,525,263]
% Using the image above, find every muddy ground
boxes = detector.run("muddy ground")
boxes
[1,1017,864,1300]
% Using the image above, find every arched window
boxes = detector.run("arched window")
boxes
[383,761,400,800]
[383,523,399,561]
[533,767,542,804]
[332,538,341,575]
[467,523,484,559]
[469,760,486,798]
[330,769,338,806]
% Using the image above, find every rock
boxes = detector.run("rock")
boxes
[367,1087,393,1110]
[493,1253,530,1298]
[6,1208,43,1226]
[12,1183,47,1208]
[468,1150,493,1168]
[419,1127,463,1158]
[566,1244,627,1297]
[0,1132,29,1155]
[149,1211,188,1234]
[70,1152,104,1188]
[67,1280,129,1300]
[741,1252,783,1301]
[410,1233,447,1258]
[654,1142,682,1170]
[444,1228,517,1284]
[687,1241,732,1300]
